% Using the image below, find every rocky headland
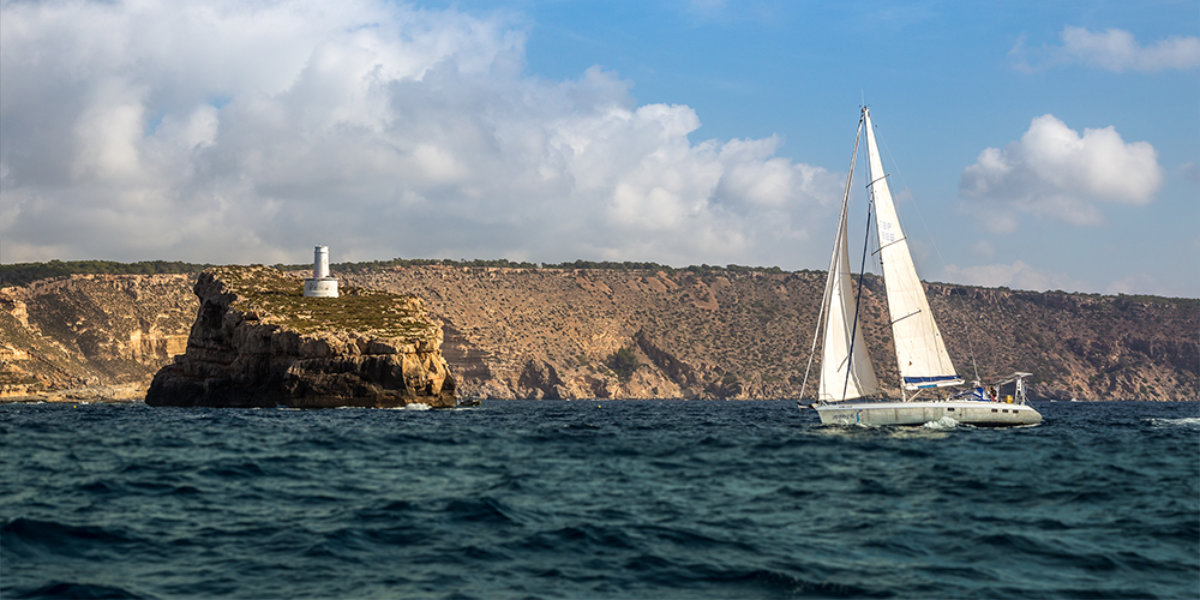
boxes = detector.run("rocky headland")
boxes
[144,266,456,408]
[1,262,1195,402]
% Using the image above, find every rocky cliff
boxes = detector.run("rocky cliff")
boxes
[2,263,1195,402]
[0,274,194,401]
[341,265,1198,401]
[144,266,456,408]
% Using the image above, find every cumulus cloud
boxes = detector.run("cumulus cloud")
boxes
[959,114,1162,232]
[1012,26,1200,72]
[943,260,1087,293]
[0,0,840,267]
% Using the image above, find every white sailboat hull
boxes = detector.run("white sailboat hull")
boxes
[813,400,1042,427]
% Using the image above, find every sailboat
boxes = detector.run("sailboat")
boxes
[802,107,1041,427]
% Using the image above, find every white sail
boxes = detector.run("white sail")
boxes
[817,119,880,402]
[862,108,962,391]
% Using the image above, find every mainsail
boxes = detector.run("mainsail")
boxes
[862,108,962,391]
[816,118,880,402]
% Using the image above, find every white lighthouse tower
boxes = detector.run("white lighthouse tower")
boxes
[303,245,339,298]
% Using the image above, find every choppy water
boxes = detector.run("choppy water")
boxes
[2,400,1197,599]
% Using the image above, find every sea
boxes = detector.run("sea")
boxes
[1,400,1197,600]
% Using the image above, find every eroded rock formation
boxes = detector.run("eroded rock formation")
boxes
[0,274,195,401]
[144,266,456,408]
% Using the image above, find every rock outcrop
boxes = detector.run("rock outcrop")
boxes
[145,266,456,408]
[0,274,196,401]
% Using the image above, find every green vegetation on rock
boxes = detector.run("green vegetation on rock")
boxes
[0,257,810,288]
[274,257,792,275]
[605,346,642,382]
[0,260,209,287]
[211,266,437,340]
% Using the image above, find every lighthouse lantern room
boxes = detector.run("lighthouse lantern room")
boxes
[303,245,339,298]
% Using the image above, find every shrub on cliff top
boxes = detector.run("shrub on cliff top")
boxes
[0,260,209,287]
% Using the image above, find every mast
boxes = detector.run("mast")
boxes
[862,107,962,392]
[811,116,880,402]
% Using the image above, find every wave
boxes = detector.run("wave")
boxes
[196,461,267,479]
[1145,417,1200,427]
[923,416,959,430]
[12,581,146,600]
[507,524,639,556]
[3,518,131,545]
[443,497,525,525]
[374,402,432,411]
[2,518,138,560]
[617,556,886,599]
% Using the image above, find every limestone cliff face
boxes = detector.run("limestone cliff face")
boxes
[145,266,456,408]
[0,274,195,400]
[342,266,1198,401]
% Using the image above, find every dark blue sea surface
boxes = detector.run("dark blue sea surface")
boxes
[2,400,1197,599]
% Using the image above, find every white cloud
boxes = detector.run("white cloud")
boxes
[1012,26,1200,72]
[944,260,1087,293]
[0,0,841,267]
[1059,26,1200,72]
[959,114,1162,232]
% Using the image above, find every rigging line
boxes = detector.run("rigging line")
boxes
[841,191,874,403]
[877,129,948,274]
[876,116,987,377]
[798,274,830,405]
[875,123,935,264]
[965,311,981,383]
[874,114,967,366]
[800,116,864,405]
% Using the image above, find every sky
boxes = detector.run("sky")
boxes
[1,0,1197,297]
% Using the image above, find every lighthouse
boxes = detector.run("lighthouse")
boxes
[303,245,339,298]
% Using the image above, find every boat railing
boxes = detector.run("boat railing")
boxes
[950,372,1033,404]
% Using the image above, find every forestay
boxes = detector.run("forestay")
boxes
[817,119,880,402]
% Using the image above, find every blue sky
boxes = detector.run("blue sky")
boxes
[1,0,1197,296]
